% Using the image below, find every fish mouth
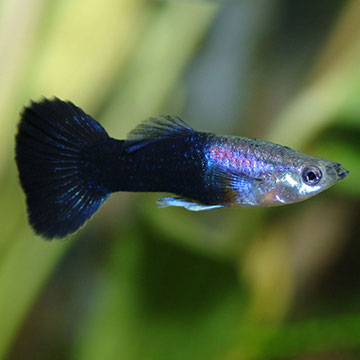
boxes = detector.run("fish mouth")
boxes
[334,163,349,180]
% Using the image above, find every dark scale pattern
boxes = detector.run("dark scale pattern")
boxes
[98,134,228,205]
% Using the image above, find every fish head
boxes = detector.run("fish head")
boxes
[258,156,349,206]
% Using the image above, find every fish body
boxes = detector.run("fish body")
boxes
[15,98,349,239]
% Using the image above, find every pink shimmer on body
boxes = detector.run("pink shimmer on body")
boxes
[209,145,251,170]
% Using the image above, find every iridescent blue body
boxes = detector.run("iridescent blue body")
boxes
[15,98,349,239]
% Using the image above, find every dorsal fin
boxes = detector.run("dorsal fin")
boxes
[124,115,195,153]
[127,115,194,141]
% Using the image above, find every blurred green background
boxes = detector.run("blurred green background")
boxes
[0,0,360,359]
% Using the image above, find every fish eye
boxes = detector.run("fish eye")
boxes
[302,166,322,185]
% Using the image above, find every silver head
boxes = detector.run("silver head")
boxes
[256,155,349,206]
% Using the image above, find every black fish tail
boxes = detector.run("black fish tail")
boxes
[15,98,110,239]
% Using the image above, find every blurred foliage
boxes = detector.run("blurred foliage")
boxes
[0,0,360,359]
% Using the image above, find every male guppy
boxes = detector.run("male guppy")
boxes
[15,98,349,239]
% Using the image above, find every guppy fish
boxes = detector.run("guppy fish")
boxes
[15,98,349,239]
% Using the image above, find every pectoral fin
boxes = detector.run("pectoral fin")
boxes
[211,166,263,190]
[208,165,263,206]
[157,197,224,211]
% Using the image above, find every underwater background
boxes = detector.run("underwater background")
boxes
[0,0,359,359]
